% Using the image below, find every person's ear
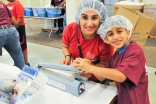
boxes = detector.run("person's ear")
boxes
[104,37,109,44]
[126,30,131,40]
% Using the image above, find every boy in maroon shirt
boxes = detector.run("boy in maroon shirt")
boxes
[73,15,149,104]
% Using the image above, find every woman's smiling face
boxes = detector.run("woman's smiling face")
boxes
[79,10,100,38]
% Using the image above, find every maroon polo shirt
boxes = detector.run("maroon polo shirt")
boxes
[106,42,149,104]
[0,2,12,25]
[54,0,63,6]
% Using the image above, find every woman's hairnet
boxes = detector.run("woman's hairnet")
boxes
[75,0,107,24]
[97,15,133,42]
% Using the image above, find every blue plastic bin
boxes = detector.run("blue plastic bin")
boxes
[24,7,33,16]
[37,7,47,17]
[32,7,38,16]
[46,7,61,18]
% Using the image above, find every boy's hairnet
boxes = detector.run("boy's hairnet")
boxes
[97,15,133,42]
[75,0,107,24]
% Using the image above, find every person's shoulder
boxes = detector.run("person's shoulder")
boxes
[126,41,144,55]
[96,34,107,45]
[0,1,4,5]
[63,22,78,36]
[65,22,78,30]
[67,22,78,28]
[1,2,7,7]
[14,1,23,7]
[129,41,142,50]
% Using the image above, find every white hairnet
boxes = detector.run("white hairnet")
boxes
[97,15,133,42]
[75,0,107,24]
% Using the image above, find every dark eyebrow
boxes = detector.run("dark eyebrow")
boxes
[107,27,123,34]
[81,14,87,16]
[81,13,99,17]
[107,31,112,34]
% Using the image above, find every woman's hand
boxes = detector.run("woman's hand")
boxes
[60,57,71,65]
[73,58,92,72]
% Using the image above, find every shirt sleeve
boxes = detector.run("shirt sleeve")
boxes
[15,4,24,18]
[99,42,114,62]
[62,25,71,46]
[116,52,145,86]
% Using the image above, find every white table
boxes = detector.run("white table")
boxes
[45,81,117,104]
[0,63,117,104]
[24,16,63,38]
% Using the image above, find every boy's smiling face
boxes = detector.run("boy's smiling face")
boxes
[104,27,130,50]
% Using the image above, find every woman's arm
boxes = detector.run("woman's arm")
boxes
[56,0,66,7]
[61,43,71,65]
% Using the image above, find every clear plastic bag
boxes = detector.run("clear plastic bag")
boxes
[15,88,46,104]
[10,65,38,103]
[0,64,47,104]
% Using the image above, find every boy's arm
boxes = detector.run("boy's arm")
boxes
[11,16,17,26]
[15,17,22,28]
[90,66,127,82]
[73,58,127,82]
[11,16,22,28]
[92,61,107,81]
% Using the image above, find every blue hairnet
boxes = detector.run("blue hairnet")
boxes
[97,15,133,43]
[75,0,107,24]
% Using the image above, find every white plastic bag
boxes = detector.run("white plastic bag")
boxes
[0,63,48,104]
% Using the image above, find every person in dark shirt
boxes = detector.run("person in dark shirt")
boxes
[51,0,65,34]
[0,1,24,70]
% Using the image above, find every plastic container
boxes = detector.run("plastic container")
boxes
[24,6,33,16]
[46,7,61,18]
[37,7,47,17]
[32,7,39,16]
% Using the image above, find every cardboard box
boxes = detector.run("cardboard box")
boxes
[116,7,155,47]
[114,1,145,15]
[144,4,156,19]
[148,20,156,38]
[144,4,156,38]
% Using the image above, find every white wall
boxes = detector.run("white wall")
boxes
[144,0,156,4]
[66,0,81,25]
[40,0,51,7]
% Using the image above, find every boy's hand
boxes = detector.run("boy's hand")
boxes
[79,71,92,78]
[73,58,92,72]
